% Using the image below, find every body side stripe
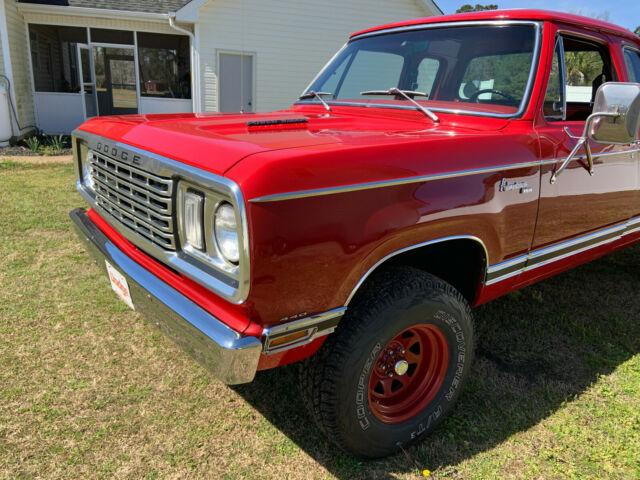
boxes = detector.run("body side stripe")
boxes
[485,217,640,285]
[249,148,640,203]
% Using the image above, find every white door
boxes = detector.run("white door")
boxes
[77,44,98,119]
[219,53,253,112]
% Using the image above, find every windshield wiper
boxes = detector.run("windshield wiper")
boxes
[360,88,439,123]
[298,91,333,112]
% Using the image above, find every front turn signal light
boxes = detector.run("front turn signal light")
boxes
[184,190,204,250]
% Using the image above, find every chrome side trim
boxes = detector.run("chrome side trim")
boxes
[485,255,528,284]
[485,217,640,285]
[527,224,625,260]
[250,161,542,203]
[73,129,251,304]
[297,21,541,121]
[249,149,640,203]
[262,307,347,354]
[70,208,261,385]
[345,235,489,306]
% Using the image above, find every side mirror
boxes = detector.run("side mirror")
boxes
[551,82,640,184]
[589,82,640,144]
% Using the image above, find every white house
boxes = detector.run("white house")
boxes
[0,0,442,139]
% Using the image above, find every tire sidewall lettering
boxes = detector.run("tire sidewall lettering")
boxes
[356,342,381,430]
[433,309,467,402]
[355,308,468,438]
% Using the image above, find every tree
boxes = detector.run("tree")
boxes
[635,26,640,37]
[456,4,498,13]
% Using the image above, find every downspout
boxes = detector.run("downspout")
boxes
[169,14,200,113]
[0,0,16,138]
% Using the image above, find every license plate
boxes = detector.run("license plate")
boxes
[105,260,135,310]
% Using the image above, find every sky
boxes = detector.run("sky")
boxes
[433,0,640,33]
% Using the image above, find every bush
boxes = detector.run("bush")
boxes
[20,134,71,154]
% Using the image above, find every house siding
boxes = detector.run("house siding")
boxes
[197,0,434,112]
[5,0,35,132]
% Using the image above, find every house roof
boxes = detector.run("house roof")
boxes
[16,0,193,14]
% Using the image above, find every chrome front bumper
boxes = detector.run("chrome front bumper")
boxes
[70,208,262,385]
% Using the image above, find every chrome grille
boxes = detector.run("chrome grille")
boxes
[88,151,176,250]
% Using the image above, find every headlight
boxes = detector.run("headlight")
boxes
[214,202,239,264]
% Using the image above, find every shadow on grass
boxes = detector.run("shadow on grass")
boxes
[232,243,640,479]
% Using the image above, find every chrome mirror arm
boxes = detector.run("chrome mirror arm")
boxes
[551,111,620,184]
[551,136,587,184]
[563,126,580,139]
[584,140,594,176]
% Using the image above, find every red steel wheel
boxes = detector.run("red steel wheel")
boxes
[367,324,450,424]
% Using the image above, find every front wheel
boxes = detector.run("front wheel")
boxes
[299,267,474,458]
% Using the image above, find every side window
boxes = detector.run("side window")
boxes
[623,48,640,82]
[544,38,565,121]
[563,36,616,120]
[414,57,440,97]
[336,50,403,99]
[545,35,616,122]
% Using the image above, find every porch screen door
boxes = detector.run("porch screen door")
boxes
[77,44,98,119]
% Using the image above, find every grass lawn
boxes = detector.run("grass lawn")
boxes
[0,158,639,479]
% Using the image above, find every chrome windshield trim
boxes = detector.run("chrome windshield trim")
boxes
[345,235,489,306]
[485,216,640,285]
[73,129,251,304]
[350,19,539,40]
[297,20,542,120]
[295,100,526,119]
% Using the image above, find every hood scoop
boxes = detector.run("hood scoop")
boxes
[246,118,309,131]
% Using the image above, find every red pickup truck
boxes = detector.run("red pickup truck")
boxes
[70,9,640,458]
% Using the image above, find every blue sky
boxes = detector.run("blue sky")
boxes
[434,0,640,33]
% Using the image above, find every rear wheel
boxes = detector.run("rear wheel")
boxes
[300,267,474,458]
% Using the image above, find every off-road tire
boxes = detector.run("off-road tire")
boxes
[299,267,474,458]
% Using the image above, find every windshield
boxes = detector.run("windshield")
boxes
[301,23,539,117]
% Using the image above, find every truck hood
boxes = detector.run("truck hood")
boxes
[77,108,509,175]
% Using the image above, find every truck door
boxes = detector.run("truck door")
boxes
[529,31,638,282]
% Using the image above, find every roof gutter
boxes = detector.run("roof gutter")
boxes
[16,3,175,24]
[169,14,200,113]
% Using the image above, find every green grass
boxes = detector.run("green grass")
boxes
[1,160,639,479]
